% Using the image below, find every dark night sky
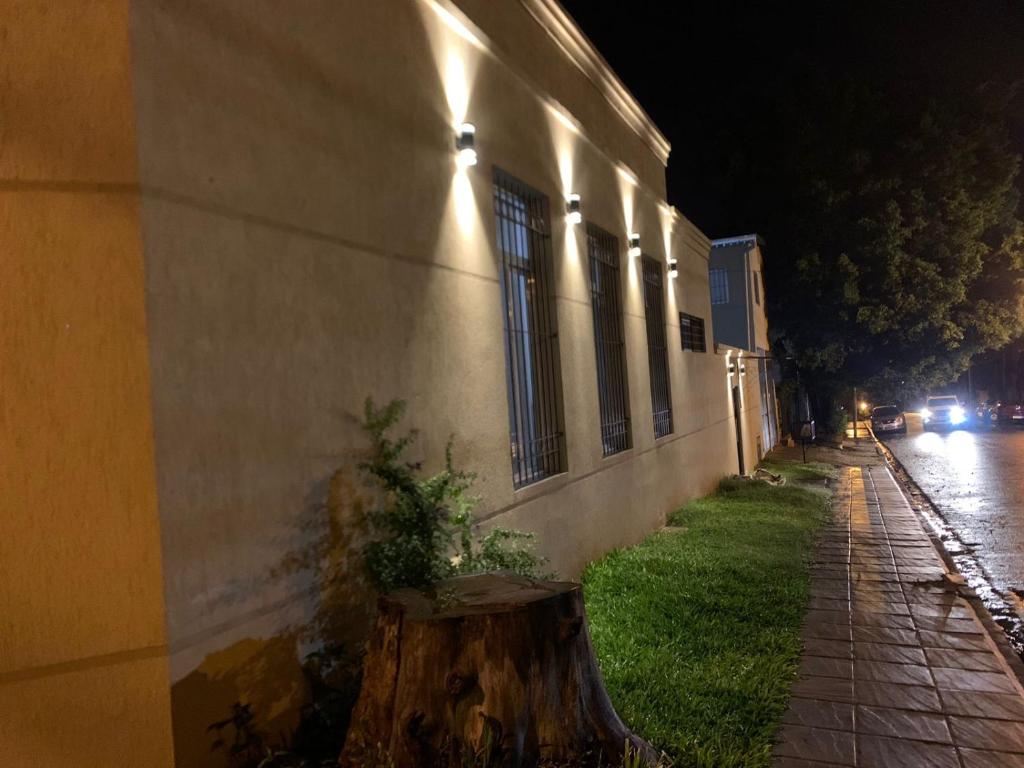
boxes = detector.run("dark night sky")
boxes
[560,0,1024,238]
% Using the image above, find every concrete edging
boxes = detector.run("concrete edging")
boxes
[872,430,1024,691]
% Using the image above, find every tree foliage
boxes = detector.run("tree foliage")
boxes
[359,398,545,592]
[762,78,1024,401]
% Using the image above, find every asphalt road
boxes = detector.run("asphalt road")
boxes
[883,412,1024,600]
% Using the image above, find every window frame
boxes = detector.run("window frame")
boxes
[585,222,632,456]
[679,312,707,353]
[492,168,567,488]
[710,267,730,305]
[641,255,673,439]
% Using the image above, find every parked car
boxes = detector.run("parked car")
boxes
[973,400,995,428]
[921,395,967,430]
[992,401,1024,428]
[870,405,906,435]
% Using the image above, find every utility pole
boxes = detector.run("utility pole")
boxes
[1004,349,1008,398]
[852,386,858,441]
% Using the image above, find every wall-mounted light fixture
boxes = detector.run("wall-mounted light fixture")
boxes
[628,233,641,258]
[566,193,581,225]
[668,257,678,278]
[456,123,477,167]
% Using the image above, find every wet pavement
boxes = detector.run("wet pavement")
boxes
[774,463,1024,767]
[882,414,1024,607]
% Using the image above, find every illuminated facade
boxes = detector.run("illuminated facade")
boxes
[711,235,780,464]
[3,1,771,765]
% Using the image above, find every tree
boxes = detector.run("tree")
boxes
[763,77,1024,407]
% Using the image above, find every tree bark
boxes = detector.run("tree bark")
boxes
[339,572,658,767]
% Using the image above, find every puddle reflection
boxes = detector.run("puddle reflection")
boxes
[911,428,980,501]
[913,429,976,468]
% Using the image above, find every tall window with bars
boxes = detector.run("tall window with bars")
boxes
[710,267,730,304]
[586,223,631,456]
[679,312,707,352]
[641,256,673,438]
[493,169,566,488]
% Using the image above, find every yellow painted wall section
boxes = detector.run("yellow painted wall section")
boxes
[751,243,771,353]
[0,2,175,766]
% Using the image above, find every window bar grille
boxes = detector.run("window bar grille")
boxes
[642,255,673,438]
[679,312,707,352]
[493,169,566,488]
[710,267,730,304]
[586,223,631,455]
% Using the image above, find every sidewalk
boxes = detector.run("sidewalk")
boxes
[774,460,1024,767]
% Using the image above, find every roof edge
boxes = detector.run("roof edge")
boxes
[520,0,672,166]
[711,233,765,248]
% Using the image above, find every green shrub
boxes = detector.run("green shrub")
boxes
[360,398,545,592]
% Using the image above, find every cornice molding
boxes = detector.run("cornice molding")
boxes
[519,0,672,166]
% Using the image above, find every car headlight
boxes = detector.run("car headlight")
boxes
[921,408,932,419]
[950,406,966,424]
[896,416,904,425]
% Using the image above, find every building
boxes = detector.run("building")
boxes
[3,2,760,765]
[709,234,769,353]
[710,234,780,466]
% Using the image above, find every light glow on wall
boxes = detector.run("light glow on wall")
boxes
[444,52,471,127]
[417,4,484,243]
[660,203,674,264]
[616,164,637,288]
[558,149,574,199]
[543,103,583,271]
[444,52,480,234]
[424,0,485,50]
[548,101,581,135]
[617,164,639,187]
[452,168,476,236]
[727,351,747,380]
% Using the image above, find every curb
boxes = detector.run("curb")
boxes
[872,430,1024,691]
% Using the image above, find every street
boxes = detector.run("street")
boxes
[883,412,1024,602]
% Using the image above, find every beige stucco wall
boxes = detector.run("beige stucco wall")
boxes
[739,353,769,468]
[125,1,740,762]
[2,2,760,765]
[746,241,773,461]
[750,242,770,352]
[0,2,175,766]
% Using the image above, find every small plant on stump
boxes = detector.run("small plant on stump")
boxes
[360,397,545,591]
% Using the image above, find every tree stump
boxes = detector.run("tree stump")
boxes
[339,572,658,767]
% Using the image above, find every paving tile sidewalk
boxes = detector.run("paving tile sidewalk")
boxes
[774,462,1024,768]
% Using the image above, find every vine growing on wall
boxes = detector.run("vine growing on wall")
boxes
[359,398,546,592]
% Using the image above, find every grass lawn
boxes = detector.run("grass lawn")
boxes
[583,460,834,768]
